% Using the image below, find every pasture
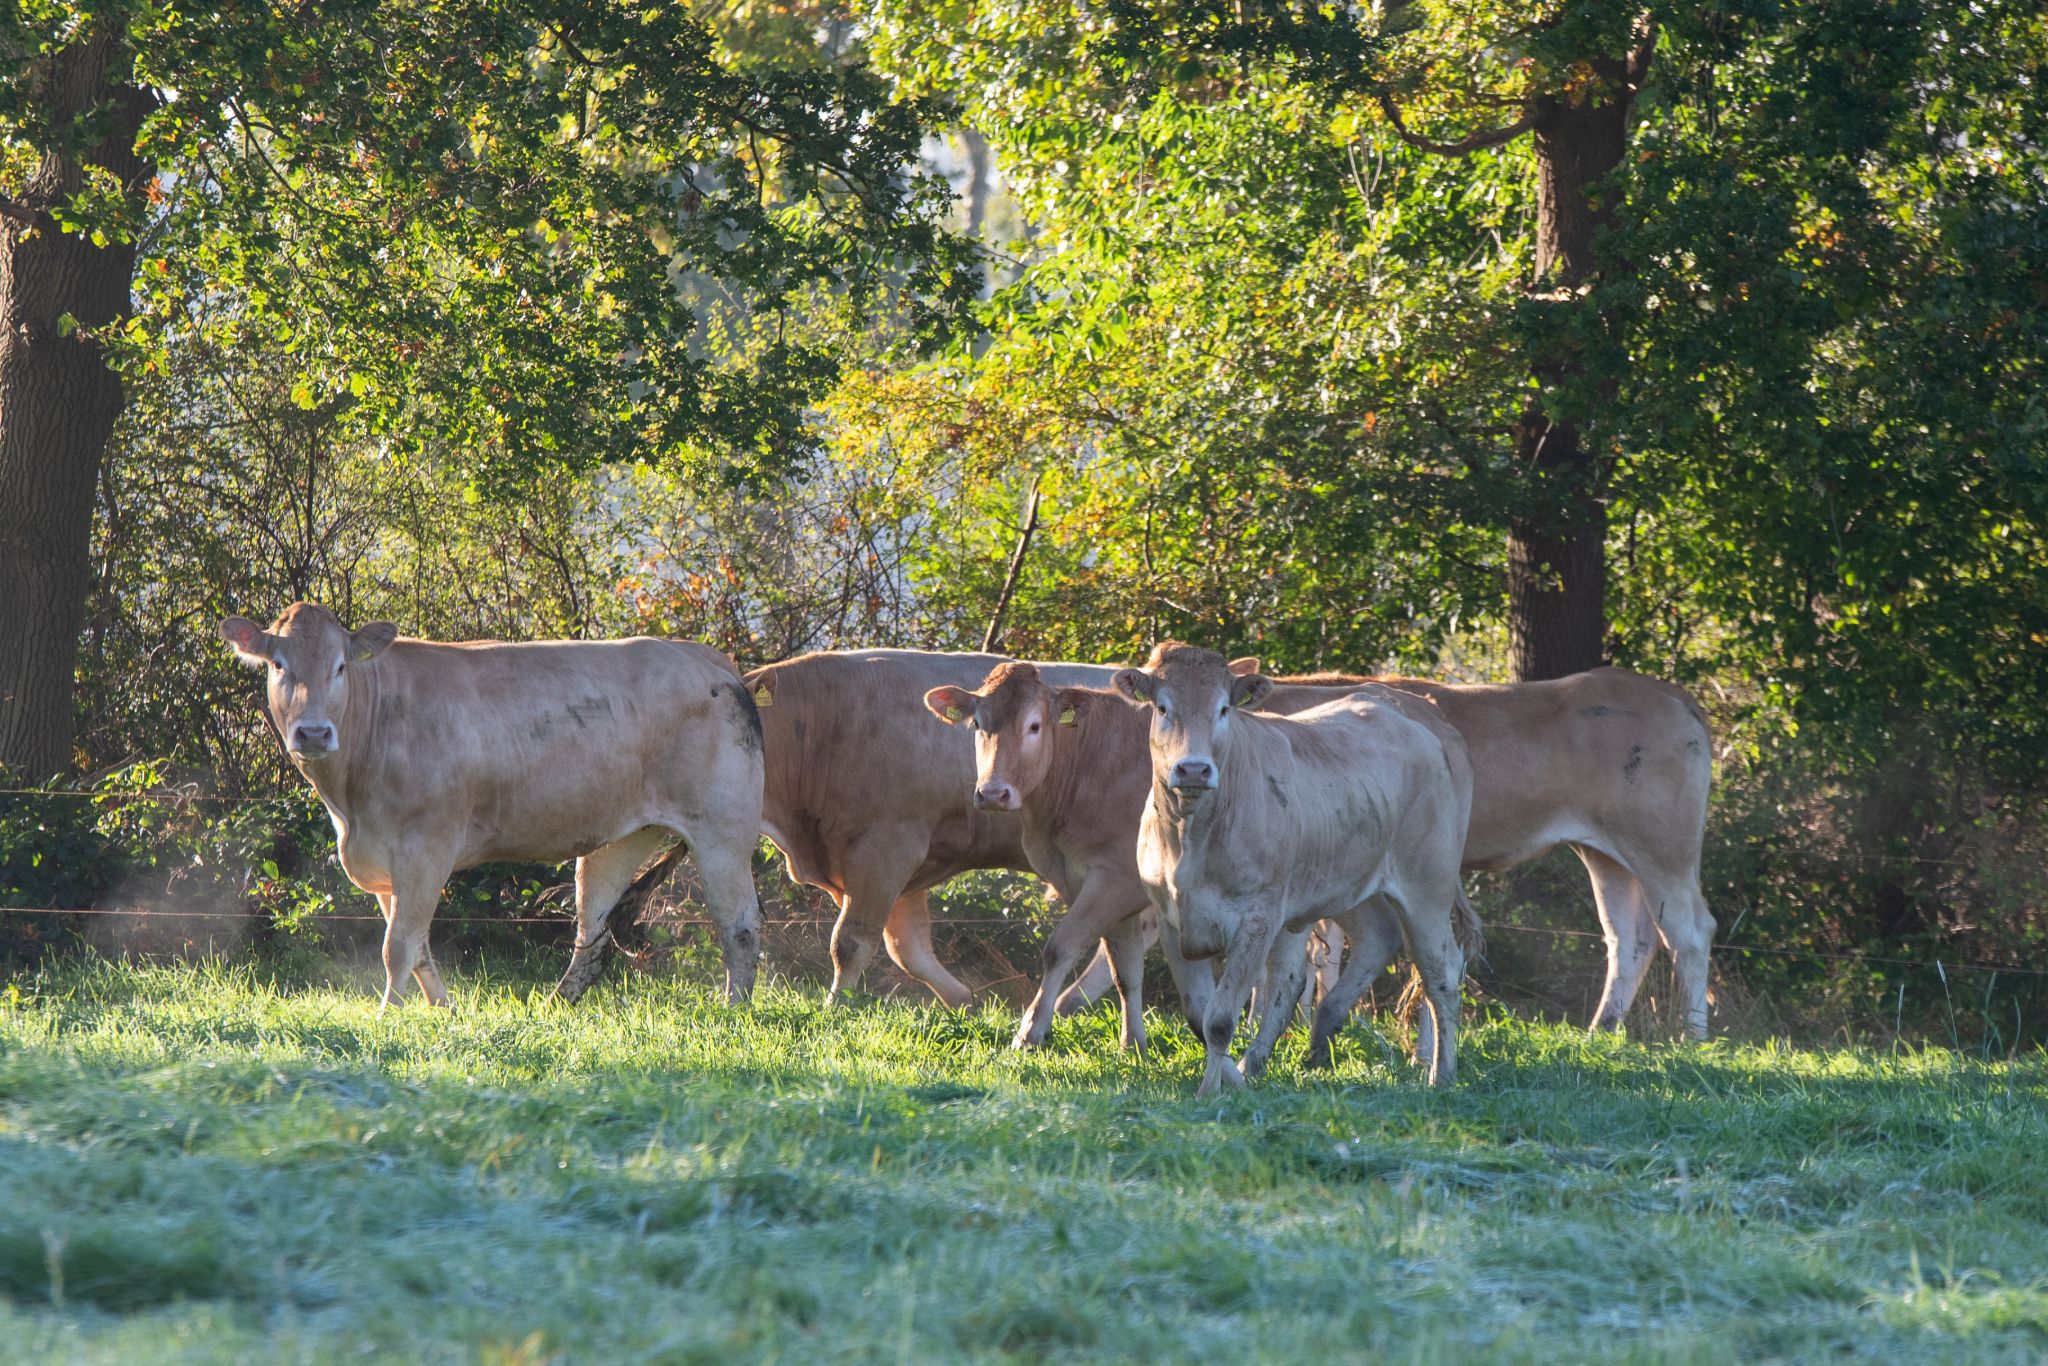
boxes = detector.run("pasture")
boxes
[3,955,2044,1362]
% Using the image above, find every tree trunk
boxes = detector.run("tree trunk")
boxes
[0,31,153,779]
[1506,56,1634,682]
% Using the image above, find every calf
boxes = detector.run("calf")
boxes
[1118,644,1473,1093]
[222,604,765,1006]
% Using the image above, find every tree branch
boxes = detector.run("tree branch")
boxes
[980,476,1042,654]
[0,192,42,227]
[1375,93,1531,157]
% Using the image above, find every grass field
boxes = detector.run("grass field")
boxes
[1,957,2045,1363]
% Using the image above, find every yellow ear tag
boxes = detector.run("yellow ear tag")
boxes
[945,705,964,722]
[754,685,773,707]
[1057,706,1077,726]
[352,642,375,662]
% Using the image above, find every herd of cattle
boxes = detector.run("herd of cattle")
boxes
[220,603,1716,1092]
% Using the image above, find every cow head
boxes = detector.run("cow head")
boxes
[925,661,1081,812]
[1113,642,1271,812]
[221,603,397,764]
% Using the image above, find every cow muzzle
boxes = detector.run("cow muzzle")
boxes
[290,721,338,757]
[974,780,1020,812]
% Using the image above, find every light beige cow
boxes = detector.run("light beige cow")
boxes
[1116,644,1474,1094]
[742,649,1115,1008]
[1067,666,1717,1041]
[222,603,765,1007]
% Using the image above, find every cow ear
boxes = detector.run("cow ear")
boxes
[1111,668,1154,707]
[1231,672,1274,710]
[351,621,398,661]
[925,685,974,725]
[1226,656,1262,677]
[221,616,274,668]
[1054,690,1082,727]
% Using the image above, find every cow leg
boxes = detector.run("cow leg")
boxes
[692,832,766,1005]
[1305,901,1404,1070]
[1195,911,1278,1097]
[1646,877,1716,1042]
[413,941,450,1008]
[1057,905,1161,1017]
[1387,888,1464,1087]
[882,891,972,1008]
[379,865,447,1012]
[825,838,925,1006]
[1157,913,1216,1039]
[1104,914,1150,1054]
[1304,920,1344,1012]
[1240,925,1312,1080]
[556,827,674,1004]
[1014,877,1147,1049]
[1576,847,1661,1034]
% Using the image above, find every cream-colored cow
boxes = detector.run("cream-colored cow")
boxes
[1117,644,1474,1093]
[222,603,765,1007]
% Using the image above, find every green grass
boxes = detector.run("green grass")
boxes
[1,957,2045,1362]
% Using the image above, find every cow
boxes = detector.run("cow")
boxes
[740,649,1116,1010]
[1115,644,1474,1093]
[221,603,765,1008]
[923,661,1481,1059]
[1064,666,1717,1041]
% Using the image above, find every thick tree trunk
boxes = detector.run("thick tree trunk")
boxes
[1506,56,1634,682]
[0,32,152,778]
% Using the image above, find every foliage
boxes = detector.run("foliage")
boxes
[2,962,2046,1358]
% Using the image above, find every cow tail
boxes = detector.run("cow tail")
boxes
[606,840,692,951]
[1452,885,1486,965]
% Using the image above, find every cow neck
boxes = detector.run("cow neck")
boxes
[1028,688,1139,849]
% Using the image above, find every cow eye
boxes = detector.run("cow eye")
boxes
[334,660,346,677]
[1218,702,1229,718]
[1027,721,1040,734]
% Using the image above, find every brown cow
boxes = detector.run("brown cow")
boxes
[1066,666,1716,1041]
[935,661,1481,1061]
[742,649,1116,1008]
[1116,645,1474,1093]
[222,604,765,1007]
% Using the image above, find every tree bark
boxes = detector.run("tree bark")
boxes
[0,31,153,779]
[1506,55,1635,682]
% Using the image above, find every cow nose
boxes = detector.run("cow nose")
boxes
[292,722,336,753]
[1171,758,1216,789]
[974,781,1018,811]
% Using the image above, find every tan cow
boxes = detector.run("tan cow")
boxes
[1066,666,1717,1041]
[741,649,1116,1008]
[221,604,765,1007]
[923,661,1481,1059]
[1116,644,1474,1093]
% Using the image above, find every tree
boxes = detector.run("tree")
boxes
[0,1,975,778]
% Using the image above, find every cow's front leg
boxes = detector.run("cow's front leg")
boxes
[380,864,451,1011]
[1195,908,1278,1098]
[1015,876,1145,1049]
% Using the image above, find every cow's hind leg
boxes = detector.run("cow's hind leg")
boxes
[379,865,449,1012]
[691,831,765,1005]
[882,891,972,1009]
[825,834,925,1007]
[1388,888,1464,1087]
[1104,914,1150,1054]
[1305,902,1403,1069]
[1577,847,1660,1034]
[555,827,674,1003]
[1646,876,1716,1042]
